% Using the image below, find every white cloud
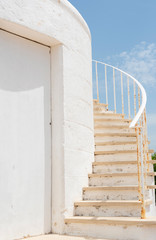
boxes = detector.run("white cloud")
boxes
[106,44,156,150]
[146,113,156,151]
[108,42,156,86]
[147,113,156,126]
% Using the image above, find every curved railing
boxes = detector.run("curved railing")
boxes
[92,60,149,218]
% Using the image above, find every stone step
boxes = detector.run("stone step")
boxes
[95,152,137,162]
[64,217,156,240]
[94,118,131,126]
[93,102,108,109]
[83,186,151,201]
[94,132,136,137]
[94,111,107,115]
[94,150,153,161]
[93,100,107,106]
[95,143,137,152]
[94,113,124,119]
[88,173,155,187]
[94,153,153,162]
[93,107,108,113]
[93,99,105,106]
[93,109,112,114]
[94,127,135,134]
[95,136,137,144]
[94,114,126,119]
[95,149,138,155]
[95,141,137,146]
[93,160,156,165]
[95,123,134,128]
[21,234,112,240]
[92,161,153,174]
[74,200,151,218]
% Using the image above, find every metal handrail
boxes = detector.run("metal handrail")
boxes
[92,59,149,219]
[92,60,147,128]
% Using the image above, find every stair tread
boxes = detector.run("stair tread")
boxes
[93,160,156,165]
[83,185,156,191]
[93,161,138,165]
[89,172,156,177]
[95,133,136,137]
[150,149,154,154]
[94,149,153,155]
[93,161,155,165]
[95,141,137,146]
[74,200,152,207]
[93,100,108,106]
[147,160,156,164]
[94,124,131,129]
[65,216,156,225]
[94,113,124,116]
[95,150,137,155]
[83,186,138,191]
[94,118,131,122]
[148,185,156,189]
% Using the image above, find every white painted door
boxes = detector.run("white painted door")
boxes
[0,30,51,240]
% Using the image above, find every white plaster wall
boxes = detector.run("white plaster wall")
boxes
[0,0,94,237]
[51,42,93,234]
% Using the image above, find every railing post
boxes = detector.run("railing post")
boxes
[143,109,150,172]
[113,68,116,113]
[127,76,131,119]
[138,86,141,108]
[95,61,99,102]
[140,126,146,219]
[121,72,124,115]
[134,81,136,116]
[135,126,142,202]
[105,65,108,110]
[138,86,142,126]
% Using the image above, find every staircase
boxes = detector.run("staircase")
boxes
[64,100,156,240]
[64,59,156,240]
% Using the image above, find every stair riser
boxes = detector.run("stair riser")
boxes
[75,205,142,217]
[94,111,107,115]
[95,153,137,162]
[94,115,123,119]
[93,164,153,174]
[93,109,107,114]
[94,128,135,134]
[93,103,106,107]
[65,223,156,240]
[95,144,137,152]
[83,189,150,201]
[93,106,107,111]
[94,153,152,162]
[89,176,154,187]
[95,136,136,143]
[94,120,130,126]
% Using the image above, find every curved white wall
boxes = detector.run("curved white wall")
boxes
[0,0,94,238]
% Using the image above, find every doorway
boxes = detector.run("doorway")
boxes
[0,30,52,239]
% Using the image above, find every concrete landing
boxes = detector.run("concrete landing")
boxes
[20,234,110,240]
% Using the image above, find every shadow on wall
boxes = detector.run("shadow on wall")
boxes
[0,29,52,239]
[0,30,50,91]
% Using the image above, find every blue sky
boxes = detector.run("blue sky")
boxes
[68,0,156,151]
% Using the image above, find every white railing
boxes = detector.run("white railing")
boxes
[93,60,149,219]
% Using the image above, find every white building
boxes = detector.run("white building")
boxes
[0,0,94,239]
[0,1,156,240]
